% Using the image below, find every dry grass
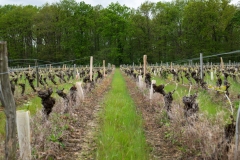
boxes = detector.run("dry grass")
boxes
[0,70,114,160]
[123,71,237,160]
[29,73,114,159]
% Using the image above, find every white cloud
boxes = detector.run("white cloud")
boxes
[231,0,240,5]
[1,0,239,8]
[1,0,56,6]
[0,0,165,8]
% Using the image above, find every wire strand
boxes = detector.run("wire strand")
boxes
[0,71,10,75]
[172,50,240,64]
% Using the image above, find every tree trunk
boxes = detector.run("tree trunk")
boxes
[0,41,17,160]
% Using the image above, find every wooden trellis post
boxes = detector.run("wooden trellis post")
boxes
[220,57,224,70]
[73,64,76,79]
[200,53,203,79]
[16,110,31,160]
[0,41,17,159]
[143,55,147,79]
[35,59,39,87]
[28,65,30,74]
[211,62,214,80]
[103,60,105,77]
[90,56,93,81]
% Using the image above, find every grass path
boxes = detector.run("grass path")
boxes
[96,69,149,160]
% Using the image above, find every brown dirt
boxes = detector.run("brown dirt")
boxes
[54,73,114,159]
[15,72,114,160]
[0,72,114,160]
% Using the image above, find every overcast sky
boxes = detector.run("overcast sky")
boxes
[1,0,239,9]
[0,0,164,8]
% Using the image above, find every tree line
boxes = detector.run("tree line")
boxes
[0,0,240,66]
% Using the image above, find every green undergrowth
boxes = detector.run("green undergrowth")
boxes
[0,70,101,139]
[152,75,225,116]
[204,73,240,109]
[96,69,149,160]
[0,113,5,138]
[0,79,78,139]
[17,81,77,113]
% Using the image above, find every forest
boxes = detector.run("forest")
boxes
[0,0,240,66]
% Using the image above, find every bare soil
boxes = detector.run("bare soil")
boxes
[56,74,113,159]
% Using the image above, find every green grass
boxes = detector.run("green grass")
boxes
[0,69,101,142]
[152,74,224,116]
[0,113,5,138]
[152,74,193,103]
[0,76,78,139]
[202,72,240,112]
[17,81,78,113]
[96,69,149,160]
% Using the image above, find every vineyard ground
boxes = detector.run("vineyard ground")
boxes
[96,69,150,159]
[0,71,114,159]
[121,68,238,159]
[0,67,240,159]
[0,78,80,139]
[123,72,180,159]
